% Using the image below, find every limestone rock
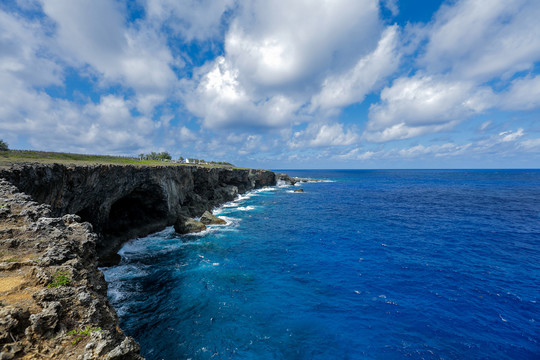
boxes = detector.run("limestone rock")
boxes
[199,211,226,225]
[174,217,206,234]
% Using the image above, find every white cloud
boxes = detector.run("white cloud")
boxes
[478,120,491,132]
[184,57,301,129]
[0,9,62,87]
[41,0,176,104]
[364,75,495,142]
[225,0,381,89]
[310,25,400,111]
[381,0,399,17]
[289,123,358,148]
[178,126,198,142]
[363,0,540,144]
[421,0,540,81]
[185,0,390,131]
[398,143,471,158]
[501,75,540,111]
[520,137,540,150]
[144,0,236,41]
[499,128,524,142]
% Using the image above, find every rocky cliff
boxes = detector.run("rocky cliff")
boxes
[0,179,142,359]
[0,162,287,359]
[0,163,277,264]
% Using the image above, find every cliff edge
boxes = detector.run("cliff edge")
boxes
[0,163,290,359]
[0,163,278,265]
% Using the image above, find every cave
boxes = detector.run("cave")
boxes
[104,184,169,237]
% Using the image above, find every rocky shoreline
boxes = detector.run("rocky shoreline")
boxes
[0,179,142,359]
[0,163,295,359]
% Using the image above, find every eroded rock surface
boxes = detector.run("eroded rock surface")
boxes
[0,179,143,359]
[199,211,227,225]
[174,217,206,234]
[0,164,276,263]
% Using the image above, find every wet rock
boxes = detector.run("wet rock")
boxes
[174,217,206,234]
[294,188,304,193]
[199,211,227,225]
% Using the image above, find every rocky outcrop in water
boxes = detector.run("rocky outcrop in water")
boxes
[199,211,226,225]
[0,163,276,264]
[0,179,142,359]
[174,217,206,234]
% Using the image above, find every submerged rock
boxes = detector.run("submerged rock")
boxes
[174,217,206,234]
[199,211,226,225]
[294,189,304,193]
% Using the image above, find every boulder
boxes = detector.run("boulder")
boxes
[174,217,206,234]
[294,188,304,193]
[199,211,227,225]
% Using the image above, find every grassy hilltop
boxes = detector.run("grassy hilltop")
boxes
[0,150,240,169]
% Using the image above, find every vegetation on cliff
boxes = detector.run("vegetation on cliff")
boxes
[0,150,240,169]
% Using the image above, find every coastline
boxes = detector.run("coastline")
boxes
[0,162,294,359]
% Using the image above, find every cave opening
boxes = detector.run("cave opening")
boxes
[104,184,169,237]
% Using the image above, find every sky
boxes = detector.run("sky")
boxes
[1,0,539,169]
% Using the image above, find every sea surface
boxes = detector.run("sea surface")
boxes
[102,170,540,359]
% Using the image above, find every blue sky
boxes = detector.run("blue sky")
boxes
[1,0,539,169]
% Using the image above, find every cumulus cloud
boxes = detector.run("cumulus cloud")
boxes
[501,75,540,111]
[364,75,495,141]
[144,0,236,41]
[364,0,540,144]
[421,0,540,81]
[289,123,358,149]
[184,0,393,131]
[310,25,400,112]
[41,0,176,107]
[0,9,61,88]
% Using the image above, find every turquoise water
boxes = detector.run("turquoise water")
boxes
[103,170,539,359]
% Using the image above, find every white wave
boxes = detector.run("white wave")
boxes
[237,206,255,211]
[276,179,291,187]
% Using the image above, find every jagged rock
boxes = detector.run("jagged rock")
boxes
[294,189,304,193]
[0,163,277,262]
[27,301,62,336]
[199,211,227,225]
[62,214,81,225]
[0,180,144,359]
[0,307,29,343]
[105,337,142,359]
[174,217,206,234]
[0,163,287,359]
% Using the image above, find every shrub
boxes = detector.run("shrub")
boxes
[47,270,71,288]
[0,139,8,151]
[67,326,101,344]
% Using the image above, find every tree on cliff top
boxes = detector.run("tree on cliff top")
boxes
[0,139,8,151]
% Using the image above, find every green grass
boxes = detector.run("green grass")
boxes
[0,150,246,169]
[67,326,101,344]
[47,270,71,288]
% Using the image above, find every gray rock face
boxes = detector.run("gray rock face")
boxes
[174,217,206,234]
[0,164,277,263]
[0,179,143,359]
[199,211,227,225]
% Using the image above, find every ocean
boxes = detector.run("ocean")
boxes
[102,170,539,359]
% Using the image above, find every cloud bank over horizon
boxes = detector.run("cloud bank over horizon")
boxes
[1,0,539,168]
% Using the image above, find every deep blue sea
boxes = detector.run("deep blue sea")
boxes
[103,170,540,359]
